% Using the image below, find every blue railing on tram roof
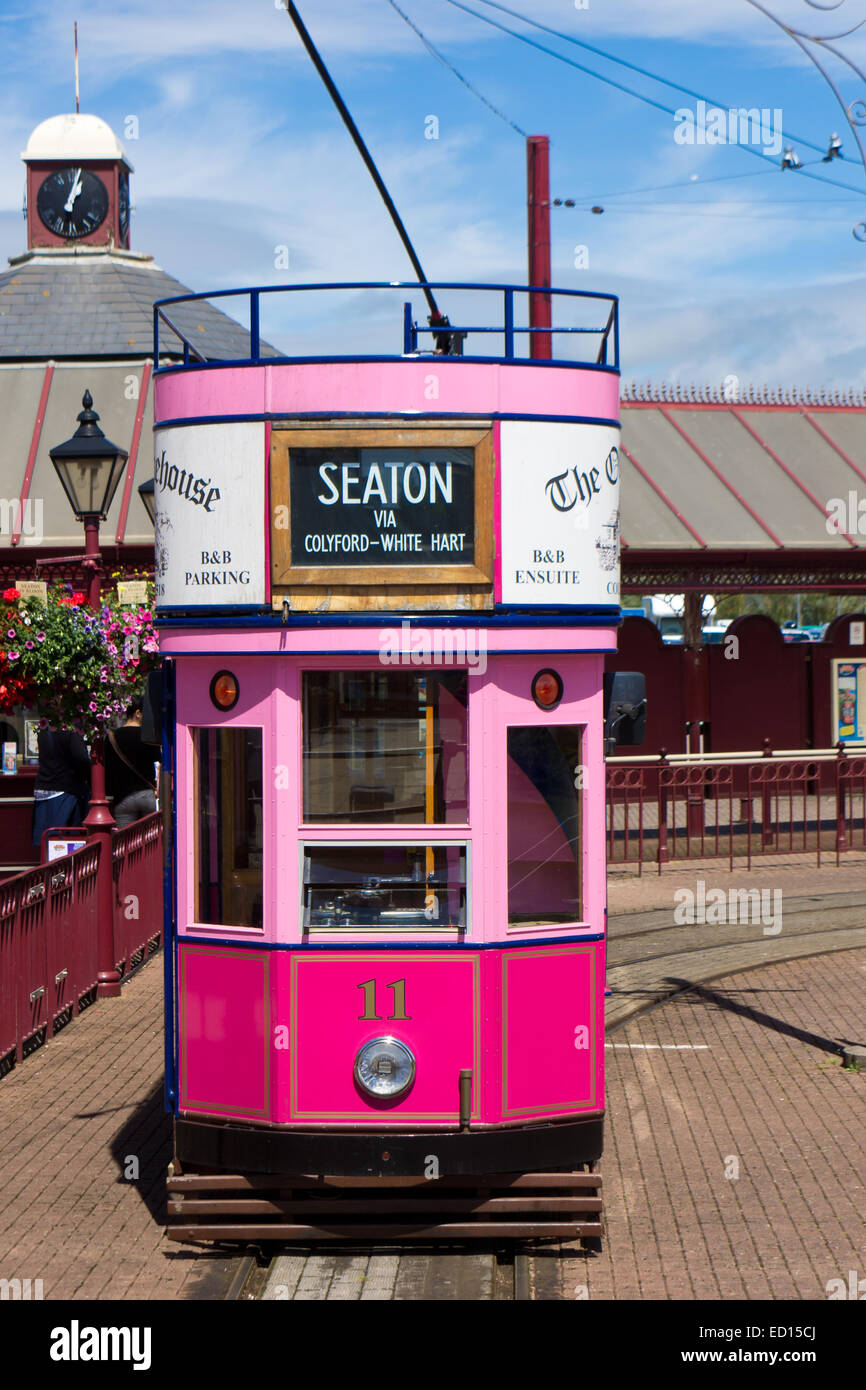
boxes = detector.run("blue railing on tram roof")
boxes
[152,280,619,373]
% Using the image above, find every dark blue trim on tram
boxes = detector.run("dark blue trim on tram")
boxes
[154,608,623,626]
[154,408,622,431]
[173,932,605,952]
[161,658,178,1113]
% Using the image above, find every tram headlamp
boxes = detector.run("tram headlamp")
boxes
[354,1037,415,1100]
[532,668,563,709]
[210,670,239,711]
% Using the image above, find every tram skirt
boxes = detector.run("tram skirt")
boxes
[166,1117,604,1244]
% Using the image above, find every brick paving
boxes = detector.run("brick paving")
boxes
[0,960,230,1301]
[607,848,866,915]
[1,852,864,1301]
[529,948,866,1301]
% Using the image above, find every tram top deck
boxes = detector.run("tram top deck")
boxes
[151,281,621,625]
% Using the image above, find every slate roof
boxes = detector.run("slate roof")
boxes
[0,250,276,361]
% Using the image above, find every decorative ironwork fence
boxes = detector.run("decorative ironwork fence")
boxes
[607,746,866,873]
[0,814,161,1076]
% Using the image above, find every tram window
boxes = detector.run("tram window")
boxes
[507,726,583,926]
[302,843,466,932]
[194,727,264,929]
[302,671,468,824]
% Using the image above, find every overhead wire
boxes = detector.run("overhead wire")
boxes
[463,0,830,158]
[438,0,865,199]
[385,0,526,136]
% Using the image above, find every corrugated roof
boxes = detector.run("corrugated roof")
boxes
[620,400,866,553]
[0,250,275,361]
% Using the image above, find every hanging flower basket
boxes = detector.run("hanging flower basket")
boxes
[0,583,159,739]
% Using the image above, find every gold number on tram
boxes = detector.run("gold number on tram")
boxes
[356,979,381,1021]
[356,978,410,1021]
[386,978,410,1021]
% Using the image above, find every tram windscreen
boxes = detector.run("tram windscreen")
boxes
[507,726,583,926]
[302,843,466,932]
[302,671,468,823]
[194,727,264,928]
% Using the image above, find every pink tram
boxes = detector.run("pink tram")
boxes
[154,281,630,1242]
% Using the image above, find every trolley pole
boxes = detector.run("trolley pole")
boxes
[527,135,552,360]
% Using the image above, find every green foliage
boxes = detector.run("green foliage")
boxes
[0,584,158,739]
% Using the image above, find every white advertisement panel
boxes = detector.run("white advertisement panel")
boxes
[499,420,621,607]
[153,422,266,609]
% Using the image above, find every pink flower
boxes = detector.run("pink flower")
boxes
[6,630,16,639]
[89,701,97,712]
[36,632,45,642]
[7,651,18,661]
[24,641,34,649]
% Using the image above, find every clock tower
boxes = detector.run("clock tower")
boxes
[22,113,132,250]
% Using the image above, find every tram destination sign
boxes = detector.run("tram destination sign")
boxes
[287,446,476,567]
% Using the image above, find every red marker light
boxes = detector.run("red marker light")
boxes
[532,669,563,709]
[210,670,239,711]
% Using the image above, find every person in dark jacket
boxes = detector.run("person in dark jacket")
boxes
[105,699,159,829]
[32,726,91,846]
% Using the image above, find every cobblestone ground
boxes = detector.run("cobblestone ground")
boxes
[1,868,864,1300]
[530,949,866,1301]
[0,962,229,1301]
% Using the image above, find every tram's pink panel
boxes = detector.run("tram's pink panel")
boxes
[281,952,481,1125]
[179,944,270,1119]
[155,359,619,428]
[501,943,602,1119]
[160,626,617,656]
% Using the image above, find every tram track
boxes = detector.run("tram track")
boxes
[220,895,866,1301]
[231,1244,537,1300]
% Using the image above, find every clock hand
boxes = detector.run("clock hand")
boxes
[64,170,83,214]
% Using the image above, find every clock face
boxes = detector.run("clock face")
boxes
[118,175,130,243]
[36,167,109,239]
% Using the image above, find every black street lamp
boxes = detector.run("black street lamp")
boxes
[49,390,128,610]
[47,389,128,999]
[137,478,156,526]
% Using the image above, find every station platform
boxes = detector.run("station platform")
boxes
[0,852,864,1301]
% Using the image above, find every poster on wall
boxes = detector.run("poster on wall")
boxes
[832,659,866,744]
[153,421,266,609]
[498,420,621,607]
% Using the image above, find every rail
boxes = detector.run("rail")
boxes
[606,744,866,873]
[0,814,162,1076]
[153,280,620,371]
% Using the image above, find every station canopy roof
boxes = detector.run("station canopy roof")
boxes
[619,384,866,591]
[0,248,278,555]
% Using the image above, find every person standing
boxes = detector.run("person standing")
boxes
[105,698,159,829]
[32,726,91,846]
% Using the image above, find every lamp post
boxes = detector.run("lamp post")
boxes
[49,390,128,999]
[137,478,156,526]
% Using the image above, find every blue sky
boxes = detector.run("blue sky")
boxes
[2,0,866,387]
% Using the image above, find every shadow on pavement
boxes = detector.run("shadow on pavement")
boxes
[665,977,843,1056]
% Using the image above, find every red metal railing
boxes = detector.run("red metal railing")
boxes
[0,813,161,1076]
[113,813,163,977]
[607,746,862,874]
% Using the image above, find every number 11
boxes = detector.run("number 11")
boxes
[357,978,410,1021]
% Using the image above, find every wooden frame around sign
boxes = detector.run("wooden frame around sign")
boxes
[269,426,495,592]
